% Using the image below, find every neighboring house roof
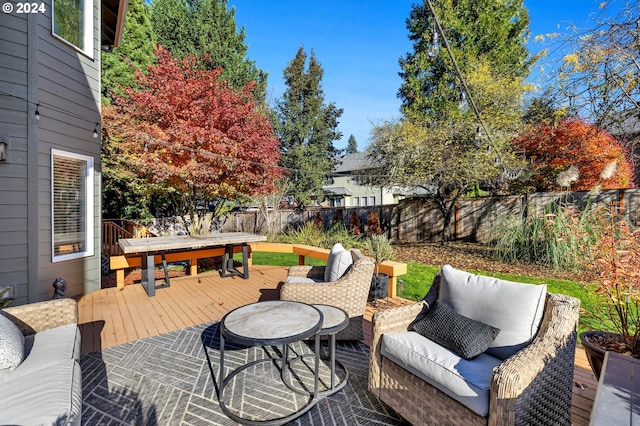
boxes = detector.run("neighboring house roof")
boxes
[604,108,640,137]
[102,0,129,49]
[333,152,376,174]
[324,187,352,196]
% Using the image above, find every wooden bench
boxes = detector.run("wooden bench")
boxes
[110,242,407,297]
[110,246,246,290]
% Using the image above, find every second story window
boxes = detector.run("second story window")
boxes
[52,0,94,58]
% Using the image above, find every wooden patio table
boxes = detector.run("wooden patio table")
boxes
[119,232,266,296]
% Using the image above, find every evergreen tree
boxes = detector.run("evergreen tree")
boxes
[346,134,358,154]
[101,0,157,219]
[398,0,532,122]
[273,47,343,207]
[150,0,267,101]
[101,0,155,103]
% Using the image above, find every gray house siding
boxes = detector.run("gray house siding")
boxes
[0,12,30,304]
[1,1,102,304]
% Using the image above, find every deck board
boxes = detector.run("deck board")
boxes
[77,265,596,425]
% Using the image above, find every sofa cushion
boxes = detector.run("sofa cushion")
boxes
[381,331,502,417]
[411,301,500,360]
[0,358,82,426]
[439,264,547,360]
[0,313,24,370]
[324,243,353,282]
[0,323,80,384]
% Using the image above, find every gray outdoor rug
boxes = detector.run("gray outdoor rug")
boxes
[80,321,407,425]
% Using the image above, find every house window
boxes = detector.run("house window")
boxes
[52,0,93,57]
[361,197,368,206]
[369,196,376,206]
[52,149,94,262]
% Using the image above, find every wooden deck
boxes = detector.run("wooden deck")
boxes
[77,265,597,425]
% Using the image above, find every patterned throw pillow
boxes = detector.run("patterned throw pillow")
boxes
[0,313,25,370]
[411,301,500,360]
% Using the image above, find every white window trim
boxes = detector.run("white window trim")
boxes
[51,149,94,262]
[51,0,94,59]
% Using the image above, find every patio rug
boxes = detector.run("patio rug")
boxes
[80,321,408,425]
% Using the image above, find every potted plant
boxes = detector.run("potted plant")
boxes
[364,234,394,303]
[578,206,640,379]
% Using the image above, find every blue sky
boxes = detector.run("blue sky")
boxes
[229,0,621,150]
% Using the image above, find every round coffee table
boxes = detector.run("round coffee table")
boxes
[219,300,323,425]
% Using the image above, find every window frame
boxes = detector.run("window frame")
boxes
[51,149,94,262]
[51,0,94,59]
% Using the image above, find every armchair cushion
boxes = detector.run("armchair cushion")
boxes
[381,331,502,416]
[324,243,353,282]
[0,314,24,370]
[411,301,500,360]
[439,264,547,360]
[285,276,320,284]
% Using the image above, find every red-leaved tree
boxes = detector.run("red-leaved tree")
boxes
[104,46,284,230]
[513,118,635,191]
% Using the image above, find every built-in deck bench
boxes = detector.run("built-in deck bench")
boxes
[109,242,407,297]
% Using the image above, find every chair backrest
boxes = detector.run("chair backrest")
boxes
[338,249,374,283]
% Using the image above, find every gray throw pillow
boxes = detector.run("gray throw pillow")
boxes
[324,243,353,282]
[0,313,25,370]
[411,301,500,360]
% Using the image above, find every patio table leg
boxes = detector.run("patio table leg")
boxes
[140,253,156,297]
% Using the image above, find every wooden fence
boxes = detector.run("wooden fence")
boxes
[146,189,640,244]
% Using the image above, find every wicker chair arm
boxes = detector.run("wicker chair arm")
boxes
[287,265,325,280]
[488,293,580,426]
[368,302,426,393]
[2,298,78,336]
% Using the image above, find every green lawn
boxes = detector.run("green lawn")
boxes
[249,250,599,333]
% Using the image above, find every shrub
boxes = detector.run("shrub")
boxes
[494,201,601,270]
[364,234,394,276]
[580,206,640,355]
[278,221,326,247]
[349,211,362,236]
[278,220,362,250]
[366,211,382,235]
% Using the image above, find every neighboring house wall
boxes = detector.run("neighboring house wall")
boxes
[1,2,102,304]
[323,152,400,207]
[324,174,396,207]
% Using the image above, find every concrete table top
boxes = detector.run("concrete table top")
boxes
[222,300,322,346]
[119,232,266,254]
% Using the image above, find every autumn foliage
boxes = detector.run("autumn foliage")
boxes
[513,118,634,191]
[104,46,284,218]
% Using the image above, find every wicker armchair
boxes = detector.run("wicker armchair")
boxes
[369,292,580,425]
[280,249,374,340]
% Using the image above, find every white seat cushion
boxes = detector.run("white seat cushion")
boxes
[0,324,80,383]
[439,264,547,360]
[324,243,353,282]
[0,358,82,426]
[381,331,502,417]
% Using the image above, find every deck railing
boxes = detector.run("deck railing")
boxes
[102,219,156,256]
